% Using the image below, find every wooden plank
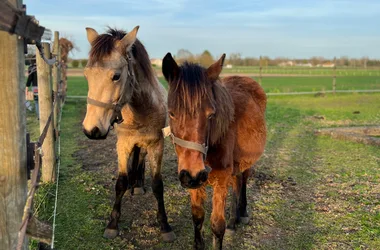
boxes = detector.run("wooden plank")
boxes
[0,0,28,249]
[26,216,52,245]
[36,42,56,182]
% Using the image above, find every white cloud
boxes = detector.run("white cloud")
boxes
[32,0,380,59]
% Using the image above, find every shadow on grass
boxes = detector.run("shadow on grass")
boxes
[54,98,324,250]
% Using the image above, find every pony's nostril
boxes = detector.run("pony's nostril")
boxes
[197,170,209,183]
[179,170,191,182]
[83,126,108,140]
[90,127,100,137]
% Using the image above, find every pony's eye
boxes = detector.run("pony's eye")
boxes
[207,113,214,119]
[168,111,175,119]
[112,73,121,82]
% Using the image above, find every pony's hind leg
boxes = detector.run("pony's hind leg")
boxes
[190,187,206,250]
[239,169,251,224]
[147,140,176,242]
[103,144,135,239]
[226,173,243,234]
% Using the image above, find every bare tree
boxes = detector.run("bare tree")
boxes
[176,49,194,64]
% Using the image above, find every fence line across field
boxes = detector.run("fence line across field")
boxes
[66,89,380,100]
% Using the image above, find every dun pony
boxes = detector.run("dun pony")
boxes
[82,26,175,242]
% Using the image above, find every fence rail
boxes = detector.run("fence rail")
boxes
[18,41,66,250]
[0,1,66,249]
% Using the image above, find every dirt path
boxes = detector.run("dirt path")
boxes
[70,118,291,249]
[57,98,380,250]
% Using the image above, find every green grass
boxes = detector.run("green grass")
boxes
[259,76,380,93]
[53,99,119,249]
[249,93,380,249]
[29,74,380,249]
[67,76,88,96]
[68,75,380,96]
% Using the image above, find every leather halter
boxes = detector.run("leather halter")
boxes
[162,124,210,159]
[86,54,136,126]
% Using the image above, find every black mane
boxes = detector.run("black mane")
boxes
[168,62,209,116]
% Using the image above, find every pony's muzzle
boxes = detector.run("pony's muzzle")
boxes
[82,126,108,140]
[178,169,209,189]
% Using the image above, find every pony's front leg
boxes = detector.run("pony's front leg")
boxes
[211,175,229,250]
[190,187,206,250]
[239,169,250,224]
[147,140,176,242]
[103,143,134,239]
[226,173,243,234]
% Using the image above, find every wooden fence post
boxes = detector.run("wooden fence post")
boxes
[333,57,336,94]
[36,42,56,182]
[259,55,262,85]
[52,31,60,132]
[60,54,67,103]
[0,2,28,249]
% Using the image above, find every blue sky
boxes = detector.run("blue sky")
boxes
[24,0,380,59]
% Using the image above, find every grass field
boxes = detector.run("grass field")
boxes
[66,75,380,96]
[28,76,380,249]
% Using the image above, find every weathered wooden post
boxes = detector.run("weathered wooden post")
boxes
[332,57,336,94]
[60,49,67,103]
[52,31,60,133]
[0,2,28,249]
[36,43,56,182]
[259,55,262,85]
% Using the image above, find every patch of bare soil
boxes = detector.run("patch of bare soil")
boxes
[71,117,296,249]
[315,126,380,146]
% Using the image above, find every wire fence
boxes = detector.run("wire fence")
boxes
[0,1,66,249]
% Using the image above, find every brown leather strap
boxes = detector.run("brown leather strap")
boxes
[85,53,135,125]
[87,97,116,110]
[87,97,124,124]
[162,126,208,155]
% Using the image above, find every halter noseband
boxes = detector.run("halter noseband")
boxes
[86,97,124,125]
[162,125,210,159]
[86,54,136,126]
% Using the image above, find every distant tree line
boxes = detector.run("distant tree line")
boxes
[70,59,88,68]
[174,49,380,67]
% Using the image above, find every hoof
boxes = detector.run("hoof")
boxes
[103,228,119,239]
[133,187,145,195]
[161,231,176,242]
[225,228,236,236]
[240,216,250,225]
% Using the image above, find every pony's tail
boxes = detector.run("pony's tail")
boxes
[127,146,146,195]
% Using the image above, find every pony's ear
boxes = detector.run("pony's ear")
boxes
[119,25,139,53]
[206,53,226,82]
[85,27,99,45]
[162,52,179,83]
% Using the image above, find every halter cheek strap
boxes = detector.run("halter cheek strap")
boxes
[86,54,136,125]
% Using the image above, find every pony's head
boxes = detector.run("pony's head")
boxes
[163,53,233,189]
[82,26,139,139]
